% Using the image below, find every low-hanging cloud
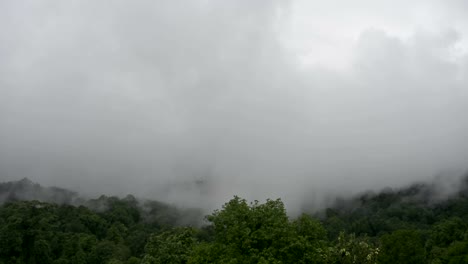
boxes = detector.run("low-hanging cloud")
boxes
[1,0,467,213]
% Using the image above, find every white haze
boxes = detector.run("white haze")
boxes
[0,1,467,213]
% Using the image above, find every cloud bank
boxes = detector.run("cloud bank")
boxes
[1,1,467,212]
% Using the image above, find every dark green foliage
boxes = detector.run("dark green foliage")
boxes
[2,176,468,263]
[0,195,176,263]
[186,197,331,264]
[319,174,468,264]
[379,230,426,264]
[142,227,196,264]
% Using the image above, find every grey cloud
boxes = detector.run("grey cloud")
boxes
[0,1,467,213]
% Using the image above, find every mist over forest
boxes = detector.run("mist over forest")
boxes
[1,1,468,262]
[2,172,468,263]
[1,1,468,214]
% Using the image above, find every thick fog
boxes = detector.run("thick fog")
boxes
[1,1,467,212]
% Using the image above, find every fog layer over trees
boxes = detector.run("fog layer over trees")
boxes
[1,1,468,212]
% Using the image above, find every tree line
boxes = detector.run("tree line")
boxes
[1,176,468,263]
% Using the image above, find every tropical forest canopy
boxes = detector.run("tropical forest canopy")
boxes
[1,176,468,263]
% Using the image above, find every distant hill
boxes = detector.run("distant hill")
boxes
[0,178,204,226]
[0,178,81,205]
[329,172,468,213]
[317,172,468,239]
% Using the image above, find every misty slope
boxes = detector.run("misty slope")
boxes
[0,178,202,227]
[320,173,468,238]
[0,177,80,205]
[2,175,468,263]
[327,172,468,215]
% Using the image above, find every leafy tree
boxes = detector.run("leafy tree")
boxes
[284,214,328,263]
[428,217,467,248]
[322,232,379,264]
[190,196,329,263]
[379,229,426,264]
[142,227,196,264]
[441,241,468,264]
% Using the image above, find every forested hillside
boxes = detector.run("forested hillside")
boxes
[1,176,468,263]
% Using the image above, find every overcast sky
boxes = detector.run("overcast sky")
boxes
[1,1,467,211]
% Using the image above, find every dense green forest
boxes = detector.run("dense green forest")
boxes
[1,176,468,263]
